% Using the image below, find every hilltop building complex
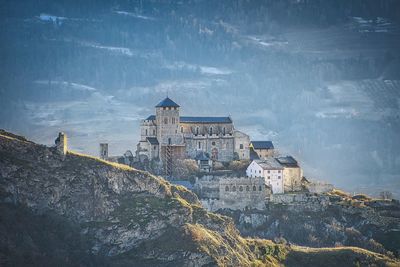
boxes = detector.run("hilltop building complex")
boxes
[136,97,250,173]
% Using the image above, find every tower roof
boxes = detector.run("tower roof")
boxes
[155,97,180,108]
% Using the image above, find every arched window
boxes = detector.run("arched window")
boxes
[225,186,229,192]
[196,127,199,135]
[172,117,175,124]
[164,118,168,124]
[209,127,213,135]
[145,129,148,135]
[246,186,250,191]
[198,142,201,149]
[223,127,226,135]
[239,186,243,192]
[259,185,262,191]
[253,186,257,191]
[232,186,236,192]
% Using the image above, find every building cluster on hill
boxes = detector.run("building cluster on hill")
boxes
[95,97,332,210]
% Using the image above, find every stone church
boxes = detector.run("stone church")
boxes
[136,97,250,168]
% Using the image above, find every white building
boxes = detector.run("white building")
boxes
[246,159,284,194]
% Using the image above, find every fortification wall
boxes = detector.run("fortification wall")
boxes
[269,193,330,211]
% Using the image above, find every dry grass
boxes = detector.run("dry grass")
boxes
[67,150,134,171]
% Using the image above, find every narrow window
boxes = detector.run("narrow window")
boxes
[168,138,171,145]
[198,142,201,149]
[239,186,243,192]
[232,186,236,192]
[223,127,226,135]
[145,129,148,135]
[153,129,156,135]
[164,118,168,124]
[209,127,213,135]
[253,186,256,191]
[172,118,175,124]
[154,146,156,150]
[196,127,199,135]
[240,144,243,149]
[181,127,183,133]
[259,185,262,191]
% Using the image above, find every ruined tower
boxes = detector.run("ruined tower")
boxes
[55,132,67,155]
[100,143,108,160]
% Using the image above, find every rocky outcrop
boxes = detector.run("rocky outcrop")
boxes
[219,195,400,257]
[0,130,399,266]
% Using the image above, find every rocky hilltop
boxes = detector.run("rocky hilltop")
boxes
[0,130,398,267]
[220,192,400,257]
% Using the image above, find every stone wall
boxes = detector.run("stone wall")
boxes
[233,130,250,160]
[185,136,234,162]
[269,193,330,211]
[156,106,183,145]
[306,182,334,194]
[195,175,267,211]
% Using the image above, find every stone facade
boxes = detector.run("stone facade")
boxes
[233,130,250,160]
[195,175,266,211]
[282,166,303,192]
[137,97,250,163]
[250,141,275,159]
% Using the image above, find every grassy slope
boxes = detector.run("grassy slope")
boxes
[0,130,399,266]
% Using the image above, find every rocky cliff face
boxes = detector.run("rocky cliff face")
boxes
[219,194,400,257]
[0,129,399,267]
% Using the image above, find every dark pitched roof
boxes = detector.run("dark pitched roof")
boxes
[276,156,299,167]
[155,97,180,108]
[251,141,274,150]
[180,116,232,123]
[146,137,159,145]
[145,115,156,121]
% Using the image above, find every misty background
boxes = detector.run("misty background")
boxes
[1,0,399,197]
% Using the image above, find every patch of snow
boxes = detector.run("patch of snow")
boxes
[200,66,232,75]
[33,81,97,91]
[218,21,239,34]
[247,35,289,48]
[78,42,133,57]
[165,61,232,75]
[349,16,399,34]
[37,13,67,25]
[114,11,155,21]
